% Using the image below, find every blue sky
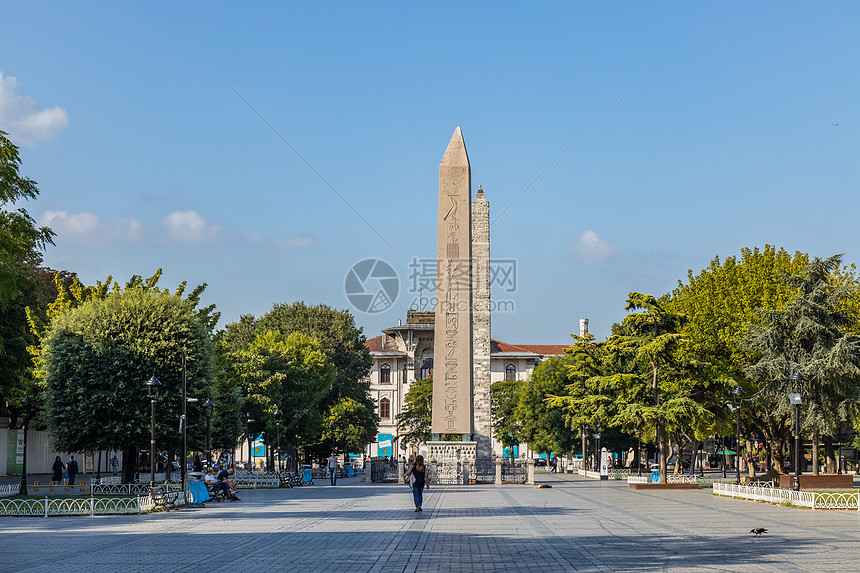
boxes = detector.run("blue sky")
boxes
[1,2,857,344]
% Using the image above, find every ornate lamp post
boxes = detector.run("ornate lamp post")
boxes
[594,422,602,471]
[203,399,214,470]
[789,371,804,491]
[274,408,283,473]
[244,412,254,472]
[145,377,162,487]
[18,396,31,496]
[731,387,744,484]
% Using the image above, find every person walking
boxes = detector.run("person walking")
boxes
[66,455,79,485]
[51,456,65,483]
[328,452,339,486]
[405,455,427,512]
[110,455,119,475]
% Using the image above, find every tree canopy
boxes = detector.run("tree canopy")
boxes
[40,287,216,480]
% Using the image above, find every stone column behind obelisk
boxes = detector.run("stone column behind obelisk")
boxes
[431,126,473,436]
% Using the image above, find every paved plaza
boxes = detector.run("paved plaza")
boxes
[3,473,860,572]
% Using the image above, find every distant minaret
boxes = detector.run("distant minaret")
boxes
[579,318,589,338]
[472,186,491,458]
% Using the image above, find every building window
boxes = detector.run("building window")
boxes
[506,364,517,381]
[380,397,391,419]
[380,363,391,384]
[421,358,433,380]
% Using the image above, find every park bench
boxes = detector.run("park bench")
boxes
[205,483,229,501]
[150,486,180,510]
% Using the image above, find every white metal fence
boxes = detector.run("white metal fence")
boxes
[713,482,859,510]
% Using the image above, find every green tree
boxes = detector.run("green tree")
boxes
[668,246,811,472]
[398,375,433,446]
[324,397,379,455]
[490,379,523,463]
[607,292,693,482]
[517,355,576,456]
[220,301,374,456]
[0,130,54,306]
[0,130,55,408]
[745,255,860,474]
[40,287,217,482]
[231,330,337,457]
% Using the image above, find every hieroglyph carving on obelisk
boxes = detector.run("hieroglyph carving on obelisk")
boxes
[431,126,473,435]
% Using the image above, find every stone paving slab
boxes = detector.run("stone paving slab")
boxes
[2,474,860,572]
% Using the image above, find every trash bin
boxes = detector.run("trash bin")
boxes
[187,471,209,503]
[650,469,660,483]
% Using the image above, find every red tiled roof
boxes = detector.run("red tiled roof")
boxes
[364,335,383,352]
[366,335,569,356]
[490,339,571,356]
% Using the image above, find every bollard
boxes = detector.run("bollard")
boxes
[526,459,535,485]
[495,458,503,485]
[398,461,405,484]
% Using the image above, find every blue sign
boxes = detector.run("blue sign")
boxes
[378,433,393,456]
[502,445,519,458]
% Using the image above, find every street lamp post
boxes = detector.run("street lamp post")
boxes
[583,425,589,470]
[18,396,31,496]
[244,412,254,472]
[203,399,214,470]
[731,387,744,484]
[145,377,162,487]
[274,408,282,473]
[594,422,602,471]
[789,371,804,491]
[293,412,302,473]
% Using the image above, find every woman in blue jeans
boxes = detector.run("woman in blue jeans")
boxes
[405,455,427,512]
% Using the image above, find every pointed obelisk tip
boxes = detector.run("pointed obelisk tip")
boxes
[441,126,468,167]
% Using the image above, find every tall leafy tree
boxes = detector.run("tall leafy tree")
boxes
[745,255,860,474]
[40,288,217,482]
[667,246,810,472]
[220,301,374,456]
[324,397,379,455]
[517,355,576,456]
[397,375,433,446]
[231,330,336,455]
[490,379,524,462]
[608,292,692,482]
[0,130,55,409]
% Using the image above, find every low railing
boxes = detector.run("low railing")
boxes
[92,483,150,496]
[0,496,142,516]
[713,482,829,509]
[627,475,650,484]
[578,469,603,479]
[0,483,19,498]
[666,475,730,486]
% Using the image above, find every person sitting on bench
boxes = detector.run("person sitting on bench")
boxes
[213,467,239,501]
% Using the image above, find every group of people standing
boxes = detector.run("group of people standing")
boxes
[51,455,79,485]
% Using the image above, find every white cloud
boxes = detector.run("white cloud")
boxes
[39,210,144,244]
[570,229,619,264]
[275,235,314,250]
[0,73,69,145]
[163,210,220,242]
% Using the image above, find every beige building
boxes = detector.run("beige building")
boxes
[364,310,569,459]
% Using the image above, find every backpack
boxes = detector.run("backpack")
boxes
[68,459,79,473]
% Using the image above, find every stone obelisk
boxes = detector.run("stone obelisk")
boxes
[431,126,473,436]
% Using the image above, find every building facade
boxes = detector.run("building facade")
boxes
[364,310,569,459]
